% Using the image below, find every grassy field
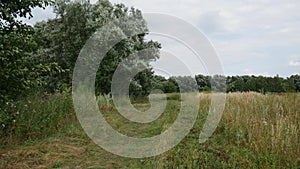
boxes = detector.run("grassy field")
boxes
[0,92,299,168]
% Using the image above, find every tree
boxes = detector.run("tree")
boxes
[0,0,50,32]
[0,0,63,136]
[209,75,226,92]
[196,75,211,91]
[169,76,198,93]
[0,0,58,105]
[164,80,178,93]
[290,75,300,92]
[35,0,161,96]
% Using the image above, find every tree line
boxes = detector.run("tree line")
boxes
[152,74,300,94]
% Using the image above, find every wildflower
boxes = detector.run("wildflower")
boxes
[2,124,5,128]
[263,120,268,126]
[262,118,268,126]
[13,120,16,123]
[16,111,19,115]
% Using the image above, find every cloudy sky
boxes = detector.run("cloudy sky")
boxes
[23,0,300,77]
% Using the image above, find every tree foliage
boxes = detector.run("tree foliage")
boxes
[0,0,61,105]
[152,74,299,94]
[0,0,50,32]
[226,75,296,93]
[34,0,161,95]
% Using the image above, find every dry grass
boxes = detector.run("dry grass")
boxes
[0,137,134,169]
[0,92,299,168]
[223,92,299,155]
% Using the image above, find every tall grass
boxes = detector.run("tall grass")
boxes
[0,93,74,145]
[1,92,299,168]
[139,92,300,168]
[221,92,300,167]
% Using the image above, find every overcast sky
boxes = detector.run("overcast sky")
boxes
[23,0,300,77]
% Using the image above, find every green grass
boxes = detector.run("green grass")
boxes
[0,92,299,168]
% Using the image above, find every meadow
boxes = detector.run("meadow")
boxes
[0,92,299,168]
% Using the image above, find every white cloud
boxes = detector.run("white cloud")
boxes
[243,69,252,74]
[289,61,300,67]
[289,55,300,67]
[197,10,240,34]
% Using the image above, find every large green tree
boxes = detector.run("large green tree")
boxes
[0,0,60,105]
[34,0,161,96]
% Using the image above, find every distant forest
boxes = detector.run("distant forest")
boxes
[152,74,300,94]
